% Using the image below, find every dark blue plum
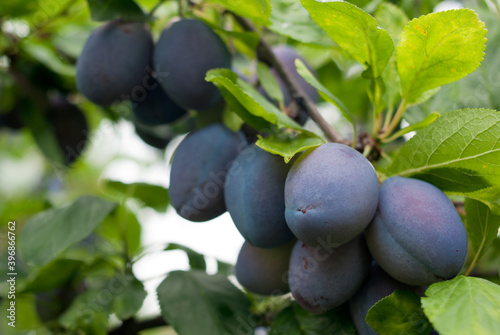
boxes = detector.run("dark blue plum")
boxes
[132,78,187,126]
[169,124,246,222]
[365,177,468,286]
[285,143,379,247]
[288,235,371,314]
[76,20,153,106]
[225,144,295,248]
[235,239,295,295]
[154,19,231,111]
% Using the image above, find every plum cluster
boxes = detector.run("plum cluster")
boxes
[76,20,468,330]
[169,129,467,332]
[76,18,230,149]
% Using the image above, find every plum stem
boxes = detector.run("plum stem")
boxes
[231,14,349,145]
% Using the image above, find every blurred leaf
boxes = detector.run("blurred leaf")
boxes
[269,302,356,335]
[19,101,64,165]
[301,0,394,78]
[216,260,233,276]
[157,270,252,335]
[22,40,76,76]
[22,259,84,293]
[397,9,486,104]
[269,0,331,45]
[464,198,500,263]
[206,69,304,132]
[99,205,142,257]
[105,180,169,212]
[375,2,408,111]
[256,132,324,163]
[366,290,432,335]
[205,0,271,26]
[164,243,206,271]
[20,196,116,266]
[86,0,146,21]
[257,62,284,106]
[374,2,408,44]
[59,287,112,334]
[422,276,500,335]
[112,276,147,320]
[387,109,500,214]
[295,59,354,128]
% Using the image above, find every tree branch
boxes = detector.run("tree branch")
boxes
[108,316,168,335]
[231,14,349,145]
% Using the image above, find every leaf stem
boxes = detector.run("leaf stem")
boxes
[371,80,383,137]
[231,14,349,145]
[464,240,486,276]
[379,99,407,140]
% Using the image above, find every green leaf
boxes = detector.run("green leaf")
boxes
[164,243,207,271]
[257,62,285,106]
[421,276,500,335]
[98,205,142,257]
[381,112,440,143]
[86,0,146,22]
[19,100,64,165]
[21,196,117,267]
[374,2,409,45]
[205,0,271,25]
[295,59,355,128]
[375,2,409,111]
[206,69,303,131]
[386,109,500,214]
[112,276,147,320]
[256,132,325,163]
[366,290,433,335]
[104,180,169,212]
[157,270,252,335]
[464,198,500,263]
[222,105,245,132]
[216,260,234,276]
[22,259,84,293]
[301,0,394,78]
[269,0,332,45]
[397,9,487,104]
[269,302,356,335]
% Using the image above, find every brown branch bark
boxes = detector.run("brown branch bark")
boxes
[231,14,350,145]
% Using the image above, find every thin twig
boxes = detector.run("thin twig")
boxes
[231,14,349,145]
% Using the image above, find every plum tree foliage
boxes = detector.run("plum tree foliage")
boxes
[1,0,499,335]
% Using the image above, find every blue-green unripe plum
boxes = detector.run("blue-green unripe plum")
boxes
[285,143,379,247]
[225,144,295,248]
[235,239,295,295]
[132,79,187,126]
[169,124,246,222]
[348,263,414,335]
[288,235,371,314]
[76,20,153,106]
[365,177,468,286]
[154,19,231,111]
